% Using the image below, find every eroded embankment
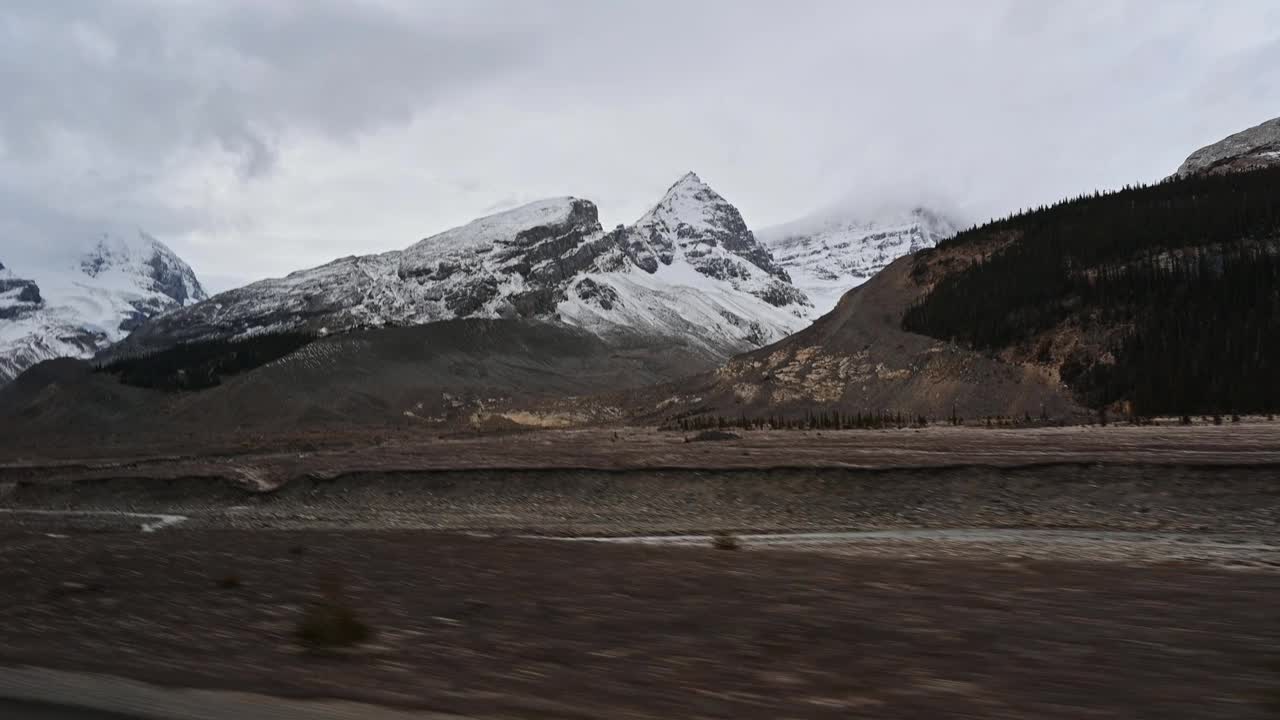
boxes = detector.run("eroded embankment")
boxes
[2,463,1278,536]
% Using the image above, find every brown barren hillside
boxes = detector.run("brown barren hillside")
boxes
[635,243,1083,425]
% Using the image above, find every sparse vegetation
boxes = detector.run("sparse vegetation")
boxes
[688,430,740,442]
[296,578,372,650]
[711,531,741,551]
[678,410,926,432]
[670,409,1049,432]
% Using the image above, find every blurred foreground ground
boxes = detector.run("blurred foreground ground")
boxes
[1,530,1279,719]
[1,424,1278,718]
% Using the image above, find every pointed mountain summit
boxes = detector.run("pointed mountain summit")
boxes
[78,232,207,308]
[0,231,208,384]
[627,171,790,281]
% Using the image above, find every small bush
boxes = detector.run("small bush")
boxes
[296,578,371,650]
[297,602,371,649]
[216,575,241,589]
[688,430,741,443]
[711,531,741,551]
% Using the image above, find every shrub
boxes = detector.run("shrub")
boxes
[296,579,372,650]
[688,430,740,442]
[216,575,241,589]
[711,531,741,551]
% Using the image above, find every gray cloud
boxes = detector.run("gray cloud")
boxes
[1,0,1277,292]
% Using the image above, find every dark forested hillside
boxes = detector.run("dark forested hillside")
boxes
[97,331,315,391]
[903,167,1280,416]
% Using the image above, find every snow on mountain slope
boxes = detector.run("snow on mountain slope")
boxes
[0,232,207,384]
[758,207,958,316]
[116,173,813,364]
[1176,116,1280,178]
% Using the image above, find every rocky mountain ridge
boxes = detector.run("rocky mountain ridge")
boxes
[1176,116,1280,178]
[114,173,814,366]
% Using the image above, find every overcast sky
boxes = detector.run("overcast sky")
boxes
[2,0,1277,292]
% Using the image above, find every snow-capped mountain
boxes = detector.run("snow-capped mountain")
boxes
[116,173,813,363]
[0,232,207,384]
[758,207,958,316]
[1176,116,1280,178]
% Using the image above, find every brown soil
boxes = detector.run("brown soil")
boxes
[2,530,1279,719]
[4,425,1280,717]
[5,423,1280,488]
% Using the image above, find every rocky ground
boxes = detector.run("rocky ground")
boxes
[5,422,1280,486]
[2,424,1280,718]
[2,531,1280,720]
[3,463,1280,539]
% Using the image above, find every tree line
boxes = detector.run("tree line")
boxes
[97,331,315,391]
[903,166,1280,416]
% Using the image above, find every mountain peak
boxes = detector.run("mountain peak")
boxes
[643,172,735,232]
[1176,116,1280,178]
[672,170,705,188]
[77,230,207,307]
[407,196,597,257]
[1,231,208,384]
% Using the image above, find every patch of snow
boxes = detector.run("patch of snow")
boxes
[759,207,958,316]
[0,230,207,383]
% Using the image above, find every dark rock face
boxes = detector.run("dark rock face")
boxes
[619,228,664,274]
[0,269,44,320]
[146,251,196,306]
[754,280,810,309]
[445,277,500,317]
[574,278,620,311]
[0,278,43,306]
[509,287,568,317]
[695,257,752,282]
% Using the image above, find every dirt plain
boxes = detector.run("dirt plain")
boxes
[1,423,1280,718]
[3,532,1280,719]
